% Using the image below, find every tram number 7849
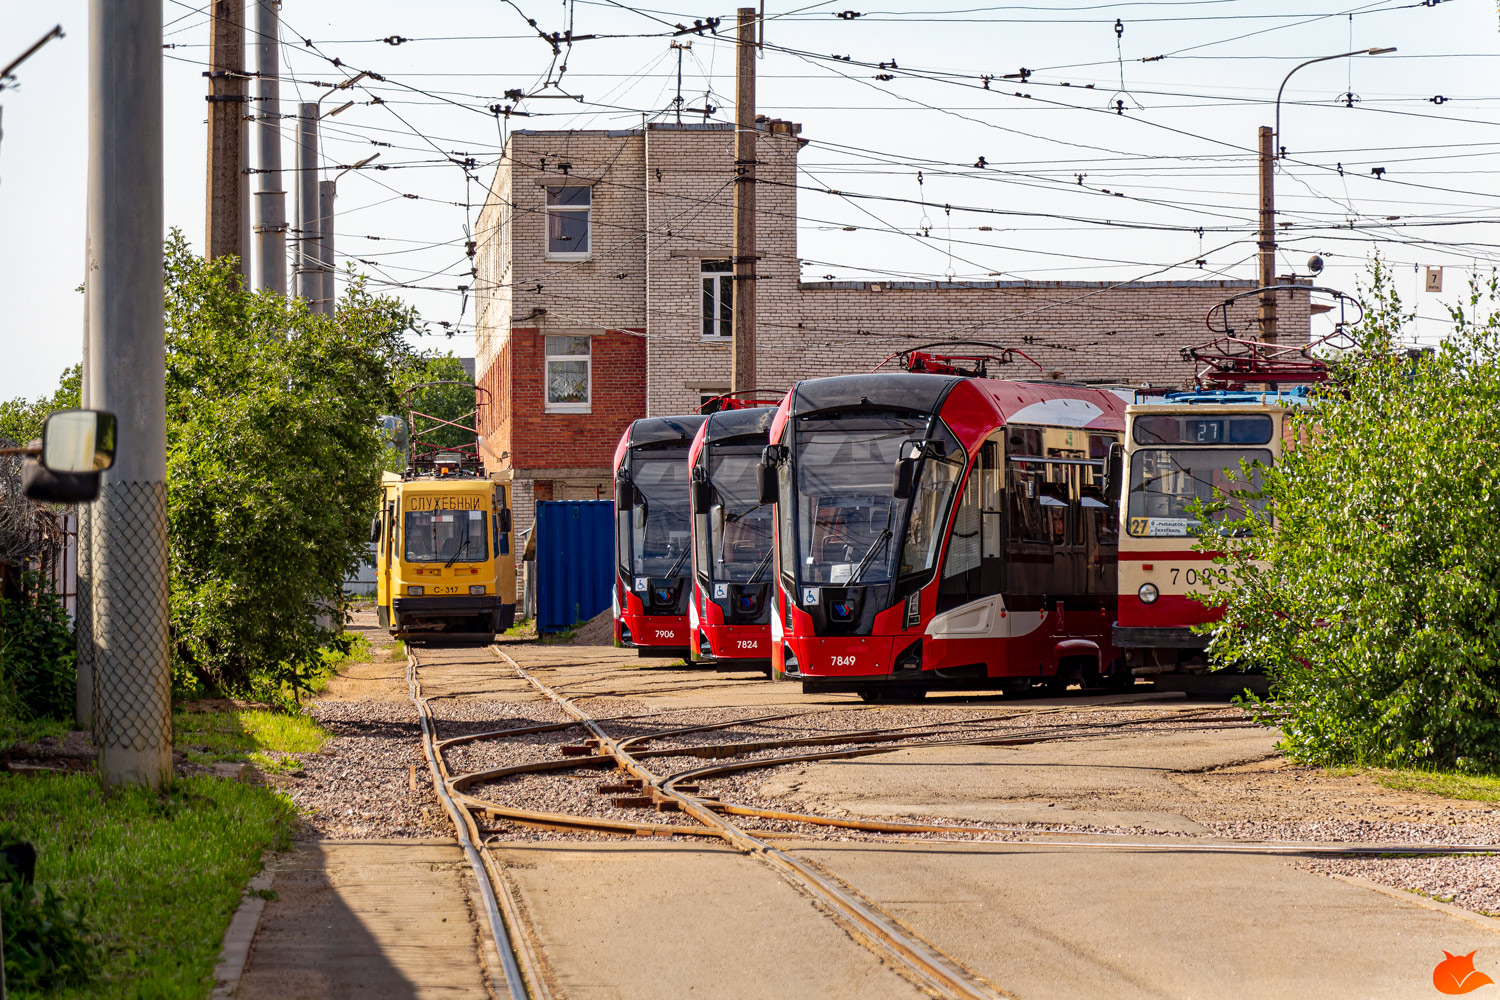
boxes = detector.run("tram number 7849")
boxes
[1169,567,1229,587]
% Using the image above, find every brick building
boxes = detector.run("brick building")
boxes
[474,122,1309,536]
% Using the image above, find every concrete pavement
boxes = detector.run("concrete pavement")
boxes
[233,840,497,1000]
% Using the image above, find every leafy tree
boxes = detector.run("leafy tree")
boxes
[0,365,80,445]
[0,570,75,725]
[1203,260,1500,773]
[163,232,420,700]
[394,352,478,458]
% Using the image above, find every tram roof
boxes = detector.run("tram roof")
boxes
[787,372,1126,429]
[1139,386,1315,407]
[702,405,775,444]
[390,476,493,492]
[627,413,707,448]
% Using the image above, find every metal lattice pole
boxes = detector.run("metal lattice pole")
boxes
[87,0,172,790]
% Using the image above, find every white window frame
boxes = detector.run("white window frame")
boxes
[544,334,592,414]
[701,259,733,341]
[545,185,592,261]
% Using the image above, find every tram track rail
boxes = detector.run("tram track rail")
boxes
[408,641,1500,1000]
[489,645,1011,1000]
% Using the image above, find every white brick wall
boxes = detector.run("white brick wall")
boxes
[475,123,1311,420]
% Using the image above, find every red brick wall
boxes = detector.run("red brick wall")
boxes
[478,334,514,471]
[494,327,646,472]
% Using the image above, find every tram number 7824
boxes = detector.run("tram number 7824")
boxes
[1169,567,1229,587]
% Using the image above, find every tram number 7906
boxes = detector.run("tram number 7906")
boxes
[1169,567,1228,587]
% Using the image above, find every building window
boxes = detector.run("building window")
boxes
[701,259,732,340]
[699,392,728,414]
[546,186,591,257]
[545,335,591,412]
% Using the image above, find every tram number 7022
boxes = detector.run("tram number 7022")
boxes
[1169,567,1229,587]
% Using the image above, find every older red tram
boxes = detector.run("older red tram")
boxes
[687,404,778,667]
[760,373,1129,700]
[612,414,707,655]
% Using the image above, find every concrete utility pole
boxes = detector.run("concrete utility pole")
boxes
[205,0,247,280]
[76,228,95,731]
[88,0,172,790]
[730,6,758,394]
[254,0,287,295]
[1256,125,1276,345]
[294,102,320,304]
[318,178,335,315]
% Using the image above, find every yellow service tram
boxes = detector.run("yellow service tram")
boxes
[374,384,516,642]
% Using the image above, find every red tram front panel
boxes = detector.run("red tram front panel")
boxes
[766,374,1129,697]
[686,406,778,665]
[611,414,706,655]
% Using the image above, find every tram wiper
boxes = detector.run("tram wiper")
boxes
[746,547,774,585]
[848,528,892,586]
[445,530,471,568]
[666,545,691,578]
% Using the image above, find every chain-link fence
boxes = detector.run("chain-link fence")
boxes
[90,480,171,783]
[75,502,94,729]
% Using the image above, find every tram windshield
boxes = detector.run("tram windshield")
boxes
[705,445,774,583]
[621,449,692,577]
[404,508,489,563]
[786,412,963,587]
[1126,447,1272,536]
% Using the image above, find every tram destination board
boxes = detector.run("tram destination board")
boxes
[1133,413,1273,446]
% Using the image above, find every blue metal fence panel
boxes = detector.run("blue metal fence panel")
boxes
[535,500,615,634]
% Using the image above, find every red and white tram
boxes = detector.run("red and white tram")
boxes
[759,371,1130,700]
[1113,388,1308,692]
[687,403,780,667]
[612,414,707,655]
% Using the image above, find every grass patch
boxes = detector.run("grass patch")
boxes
[538,620,584,645]
[174,708,329,773]
[0,712,70,753]
[1374,769,1500,802]
[389,638,406,660]
[503,617,535,638]
[0,773,295,998]
[321,632,372,672]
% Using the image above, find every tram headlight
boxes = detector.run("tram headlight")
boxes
[469,585,486,595]
[1138,583,1159,605]
[408,585,425,596]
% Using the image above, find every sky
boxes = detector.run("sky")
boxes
[1,0,1496,400]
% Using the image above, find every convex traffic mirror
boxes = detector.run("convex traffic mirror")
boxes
[41,409,116,474]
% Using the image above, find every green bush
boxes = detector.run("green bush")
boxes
[162,232,421,700]
[0,571,75,723]
[1202,261,1500,773]
[1,846,101,995]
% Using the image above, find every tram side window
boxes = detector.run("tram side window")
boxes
[616,504,632,577]
[692,472,712,584]
[937,438,1005,612]
[494,485,509,557]
[1007,465,1051,545]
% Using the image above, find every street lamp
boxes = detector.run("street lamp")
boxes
[1254,45,1394,345]
[319,153,380,313]
[1275,47,1396,159]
